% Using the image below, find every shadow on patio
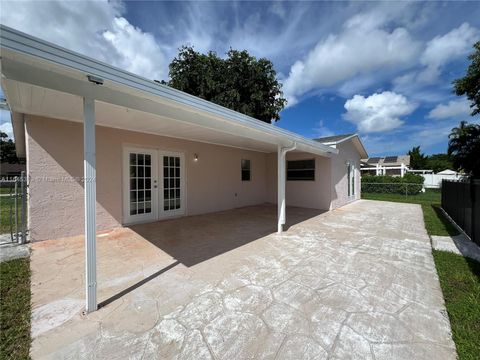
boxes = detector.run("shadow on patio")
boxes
[96,204,325,307]
[129,203,325,267]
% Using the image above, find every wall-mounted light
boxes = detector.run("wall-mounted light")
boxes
[194,153,198,162]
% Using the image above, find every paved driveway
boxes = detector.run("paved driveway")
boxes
[30,201,456,359]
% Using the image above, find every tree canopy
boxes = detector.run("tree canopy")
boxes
[448,121,480,178]
[425,153,454,173]
[453,41,480,116]
[162,46,287,123]
[407,146,428,170]
[0,131,22,164]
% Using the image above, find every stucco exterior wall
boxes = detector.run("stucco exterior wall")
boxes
[26,116,269,241]
[329,141,361,210]
[266,152,332,210]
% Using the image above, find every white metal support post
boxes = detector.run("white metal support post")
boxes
[277,143,297,233]
[84,97,97,313]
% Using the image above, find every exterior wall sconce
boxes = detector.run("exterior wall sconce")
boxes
[194,153,198,162]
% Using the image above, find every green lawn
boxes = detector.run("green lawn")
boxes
[433,251,480,360]
[362,189,459,236]
[0,258,31,360]
[0,195,24,235]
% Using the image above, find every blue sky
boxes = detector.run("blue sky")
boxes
[1,1,479,156]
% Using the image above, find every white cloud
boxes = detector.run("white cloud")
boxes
[312,120,334,138]
[393,23,479,94]
[283,12,422,106]
[0,110,13,138]
[0,0,168,80]
[343,91,417,133]
[427,98,472,120]
[420,23,479,81]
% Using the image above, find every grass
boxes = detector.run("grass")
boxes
[0,195,24,235]
[433,250,480,360]
[362,189,459,236]
[0,258,31,360]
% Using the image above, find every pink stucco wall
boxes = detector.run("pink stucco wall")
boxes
[26,116,269,241]
[329,141,361,209]
[266,152,332,210]
[25,115,362,241]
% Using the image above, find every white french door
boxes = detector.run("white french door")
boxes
[123,147,185,224]
[159,151,185,218]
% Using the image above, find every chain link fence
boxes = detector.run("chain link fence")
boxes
[0,171,28,243]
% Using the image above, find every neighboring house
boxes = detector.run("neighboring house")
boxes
[361,155,410,177]
[0,162,26,179]
[1,25,368,244]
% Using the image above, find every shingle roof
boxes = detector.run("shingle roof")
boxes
[313,134,355,144]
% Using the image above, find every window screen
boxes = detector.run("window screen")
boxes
[241,159,251,181]
[287,159,315,181]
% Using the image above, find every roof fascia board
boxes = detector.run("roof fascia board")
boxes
[0,25,337,156]
[320,134,368,158]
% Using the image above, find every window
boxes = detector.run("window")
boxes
[347,162,355,197]
[241,159,251,181]
[287,159,315,181]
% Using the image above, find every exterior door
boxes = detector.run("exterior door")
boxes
[159,151,185,218]
[123,147,158,224]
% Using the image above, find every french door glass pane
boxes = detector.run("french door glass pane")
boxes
[129,152,153,216]
[163,155,181,211]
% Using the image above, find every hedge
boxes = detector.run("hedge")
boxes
[361,173,424,195]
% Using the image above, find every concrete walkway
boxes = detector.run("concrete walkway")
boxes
[431,233,480,262]
[0,234,29,262]
[30,201,456,359]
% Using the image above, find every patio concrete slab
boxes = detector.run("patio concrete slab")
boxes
[30,201,456,359]
[431,233,480,262]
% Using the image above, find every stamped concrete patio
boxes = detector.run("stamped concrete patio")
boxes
[30,200,456,359]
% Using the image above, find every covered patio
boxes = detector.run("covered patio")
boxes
[30,201,456,359]
[1,25,337,312]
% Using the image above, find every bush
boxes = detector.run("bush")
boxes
[361,173,424,195]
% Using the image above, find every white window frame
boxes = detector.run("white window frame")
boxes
[347,161,356,198]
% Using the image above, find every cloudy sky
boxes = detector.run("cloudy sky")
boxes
[1,1,479,155]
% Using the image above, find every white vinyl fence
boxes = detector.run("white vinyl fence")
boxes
[421,172,466,188]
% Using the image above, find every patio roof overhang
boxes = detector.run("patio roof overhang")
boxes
[0,25,338,313]
[0,25,337,158]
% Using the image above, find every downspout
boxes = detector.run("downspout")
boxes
[277,142,297,233]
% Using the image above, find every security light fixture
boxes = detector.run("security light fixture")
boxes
[194,153,198,162]
[87,75,104,85]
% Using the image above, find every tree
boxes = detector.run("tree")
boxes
[407,146,428,170]
[425,153,454,173]
[448,121,480,178]
[163,46,287,123]
[0,131,22,164]
[453,41,480,116]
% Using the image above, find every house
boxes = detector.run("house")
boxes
[0,25,367,311]
[361,155,410,176]
[0,163,26,179]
